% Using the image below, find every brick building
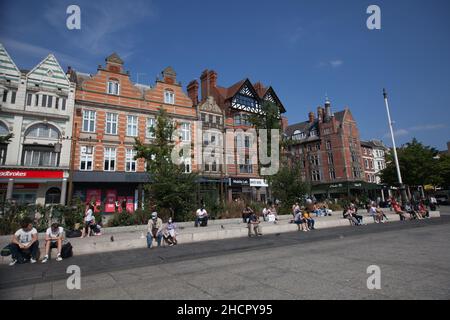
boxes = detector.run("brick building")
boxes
[0,43,75,205]
[361,140,376,184]
[67,53,196,212]
[187,70,286,202]
[285,99,379,199]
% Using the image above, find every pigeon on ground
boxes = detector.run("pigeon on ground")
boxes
[221,225,224,229]
[110,236,114,242]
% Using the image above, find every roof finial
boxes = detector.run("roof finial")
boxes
[325,93,330,105]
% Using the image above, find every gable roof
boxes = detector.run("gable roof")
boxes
[26,54,70,90]
[333,110,346,123]
[0,43,21,83]
[285,120,318,137]
[216,79,246,100]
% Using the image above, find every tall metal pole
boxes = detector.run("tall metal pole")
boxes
[383,89,408,205]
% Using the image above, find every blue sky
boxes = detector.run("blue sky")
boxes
[1,0,449,150]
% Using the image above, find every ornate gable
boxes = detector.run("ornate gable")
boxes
[199,96,222,114]
[27,54,70,91]
[0,43,20,84]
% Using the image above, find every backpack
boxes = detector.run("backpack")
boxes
[61,241,73,259]
[66,230,82,238]
[1,244,11,257]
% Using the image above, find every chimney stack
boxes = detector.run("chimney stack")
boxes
[317,106,324,123]
[308,111,315,123]
[187,80,199,106]
[200,70,209,102]
[208,70,217,89]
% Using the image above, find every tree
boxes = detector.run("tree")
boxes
[270,159,310,214]
[247,101,284,201]
[380,138,440,188]
[436,154,450,189]
[0,133,13,144]
[134,108,197,221]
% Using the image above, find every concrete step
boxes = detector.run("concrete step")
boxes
[0,211,441,264]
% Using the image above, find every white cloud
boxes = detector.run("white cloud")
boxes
[410,124,446,131]
[317,60,344,68]
[330,60,343,68]
[383,123,447,138]
[1,38,91,71]
[43,0,156,56]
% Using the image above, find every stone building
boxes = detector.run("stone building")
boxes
[0,43,75,205]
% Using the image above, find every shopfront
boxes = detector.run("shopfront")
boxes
[72,171,149,213]
[0,169,68,205]
[227,177,268,203]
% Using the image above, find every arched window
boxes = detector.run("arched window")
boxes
[0,122,9,136]
[45,187,61,205]
[25,123,60,139]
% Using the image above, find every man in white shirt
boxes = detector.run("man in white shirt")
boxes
[9,217,39,266]
[195,206,208,227]
[42,223,64,263]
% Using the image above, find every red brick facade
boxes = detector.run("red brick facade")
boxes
[286,101,365,186]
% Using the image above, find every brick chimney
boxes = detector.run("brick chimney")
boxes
[187,80,199,106]
[200,70,209,102]
[308,111,315,123]
[208,70,217,89]
[281,116,288,130]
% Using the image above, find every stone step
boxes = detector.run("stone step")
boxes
[0,211,441,264]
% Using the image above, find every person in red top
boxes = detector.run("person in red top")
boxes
[392,199,409,221]
[418,201,429,219]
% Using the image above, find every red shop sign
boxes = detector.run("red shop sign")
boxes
[0,183,39,190]
[0,170,64,179]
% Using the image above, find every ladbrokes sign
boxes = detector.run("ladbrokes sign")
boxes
[0,170,64,179]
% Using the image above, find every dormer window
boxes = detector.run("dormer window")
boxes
[107,80,120,95]
[310,130,317,137]
[292,130,305,140]
[164,90,175,104]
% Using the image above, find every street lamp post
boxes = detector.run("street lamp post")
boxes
[383,89,408,205]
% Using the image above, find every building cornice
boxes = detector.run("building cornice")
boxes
[0,107,70,121]
[75,100,198,121]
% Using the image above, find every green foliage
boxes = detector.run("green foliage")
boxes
[0,133,13,144]
[270,161,310,215]
[0,200,85,235]
[135,108,198,222]
[435,154,450,189]
[380,138,443,187]
[108,210,135,227]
